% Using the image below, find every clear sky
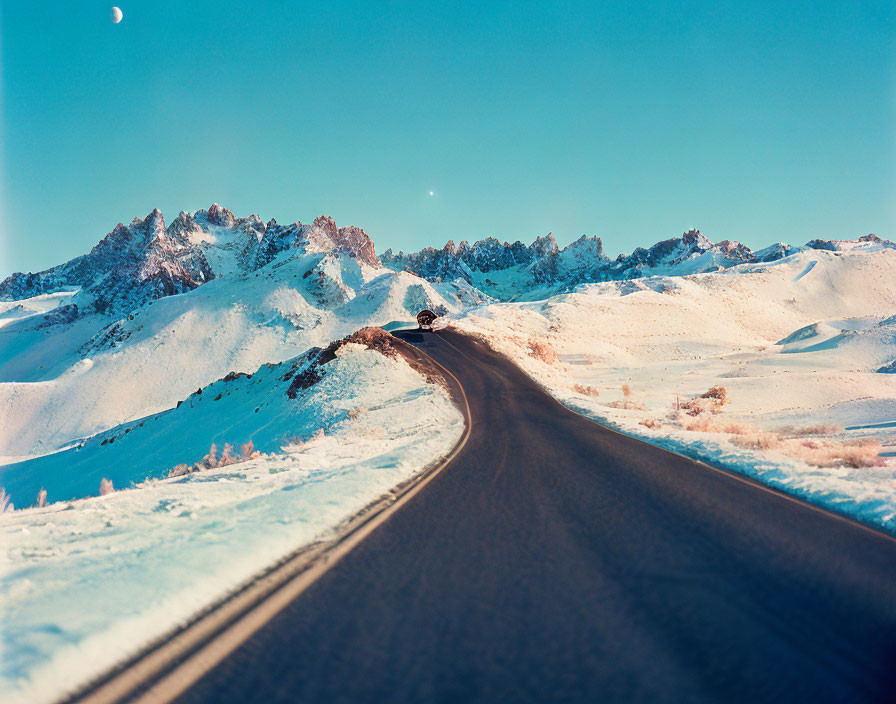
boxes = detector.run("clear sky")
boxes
[1,0,894,277]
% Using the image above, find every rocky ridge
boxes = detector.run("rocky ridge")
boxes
[0,205,381,315]
[3,203,892,314]
[382,230,894,299]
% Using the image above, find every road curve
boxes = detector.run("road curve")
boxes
[170,328,896,703]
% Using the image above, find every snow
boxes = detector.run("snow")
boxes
[453,248,896,530]
[3,215,896,704]
[0,251,469,460]
[0,343,464,704]
[0,291,79,331]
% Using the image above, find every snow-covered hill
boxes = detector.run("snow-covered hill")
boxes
[452,247,896,528]
[0,206,486,460]
[0,334,463,704]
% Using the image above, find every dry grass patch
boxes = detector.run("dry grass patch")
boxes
[527,338,558,364]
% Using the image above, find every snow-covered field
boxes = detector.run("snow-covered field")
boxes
[0,342,464,704]
[454,247,896,530]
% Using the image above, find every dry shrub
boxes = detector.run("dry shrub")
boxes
[683,417,759,435]
[168,464,193,478]
[683,416,721,433]
[36,488,47,509]
[527,338,558,365]
[241,439,259,458]
[605,399,647,411]
[203,443,218,469]
[680,385,729,416]
[686,417,886,469]
[776,424,844,437]
[99,478,115,495]
[622,383,631,397]
[731,432,780,451]
[348,407,369,419]
[678,398,708,416]
[167,440,261,478]
[572,384,600,397]
[639,418,661,429]
[795,438,884,469]
[1,488,13,513]
[700,386,728,404]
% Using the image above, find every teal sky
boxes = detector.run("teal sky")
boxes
[1,0,894,277]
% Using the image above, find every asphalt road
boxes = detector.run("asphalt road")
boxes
[174,329,896,704]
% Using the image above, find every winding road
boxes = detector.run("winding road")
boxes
[87,329,896,703]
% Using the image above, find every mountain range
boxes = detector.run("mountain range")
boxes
[4,203,891,315]
[382,230,893,300]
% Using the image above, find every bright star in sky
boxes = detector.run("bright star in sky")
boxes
[429,191,434,196]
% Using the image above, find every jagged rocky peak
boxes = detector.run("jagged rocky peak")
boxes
[91,208,166,259]
[170,210,195,228]
[310,215,380,267]
[803,233,896,253]
[681,228,711,249]
[167,211,205,241]
[714,239,753,258]
[531,232,560,258]
[145,207,165,228]
[566,234,605,255]
[205,203,236,227]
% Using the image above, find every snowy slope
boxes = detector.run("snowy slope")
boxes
[453,247,896,529]
[0,329,451,504]
[0,339,463,704]
[0,218,480,460]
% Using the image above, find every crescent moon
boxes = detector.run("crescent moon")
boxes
[111,7,123,23]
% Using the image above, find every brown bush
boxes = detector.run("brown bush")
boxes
[605,399,647,411]
[686,417,886,469]
[700,385,728,404]
[167,440,261,479]
[679,385,729,416]
[776,424,844,437]
[731,432,780,451]
[795,438,885,469]
[168,464,193,478]
[527,338,558,364]
[572,384,600,397]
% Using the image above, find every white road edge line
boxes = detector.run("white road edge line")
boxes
[64,336,472,704]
